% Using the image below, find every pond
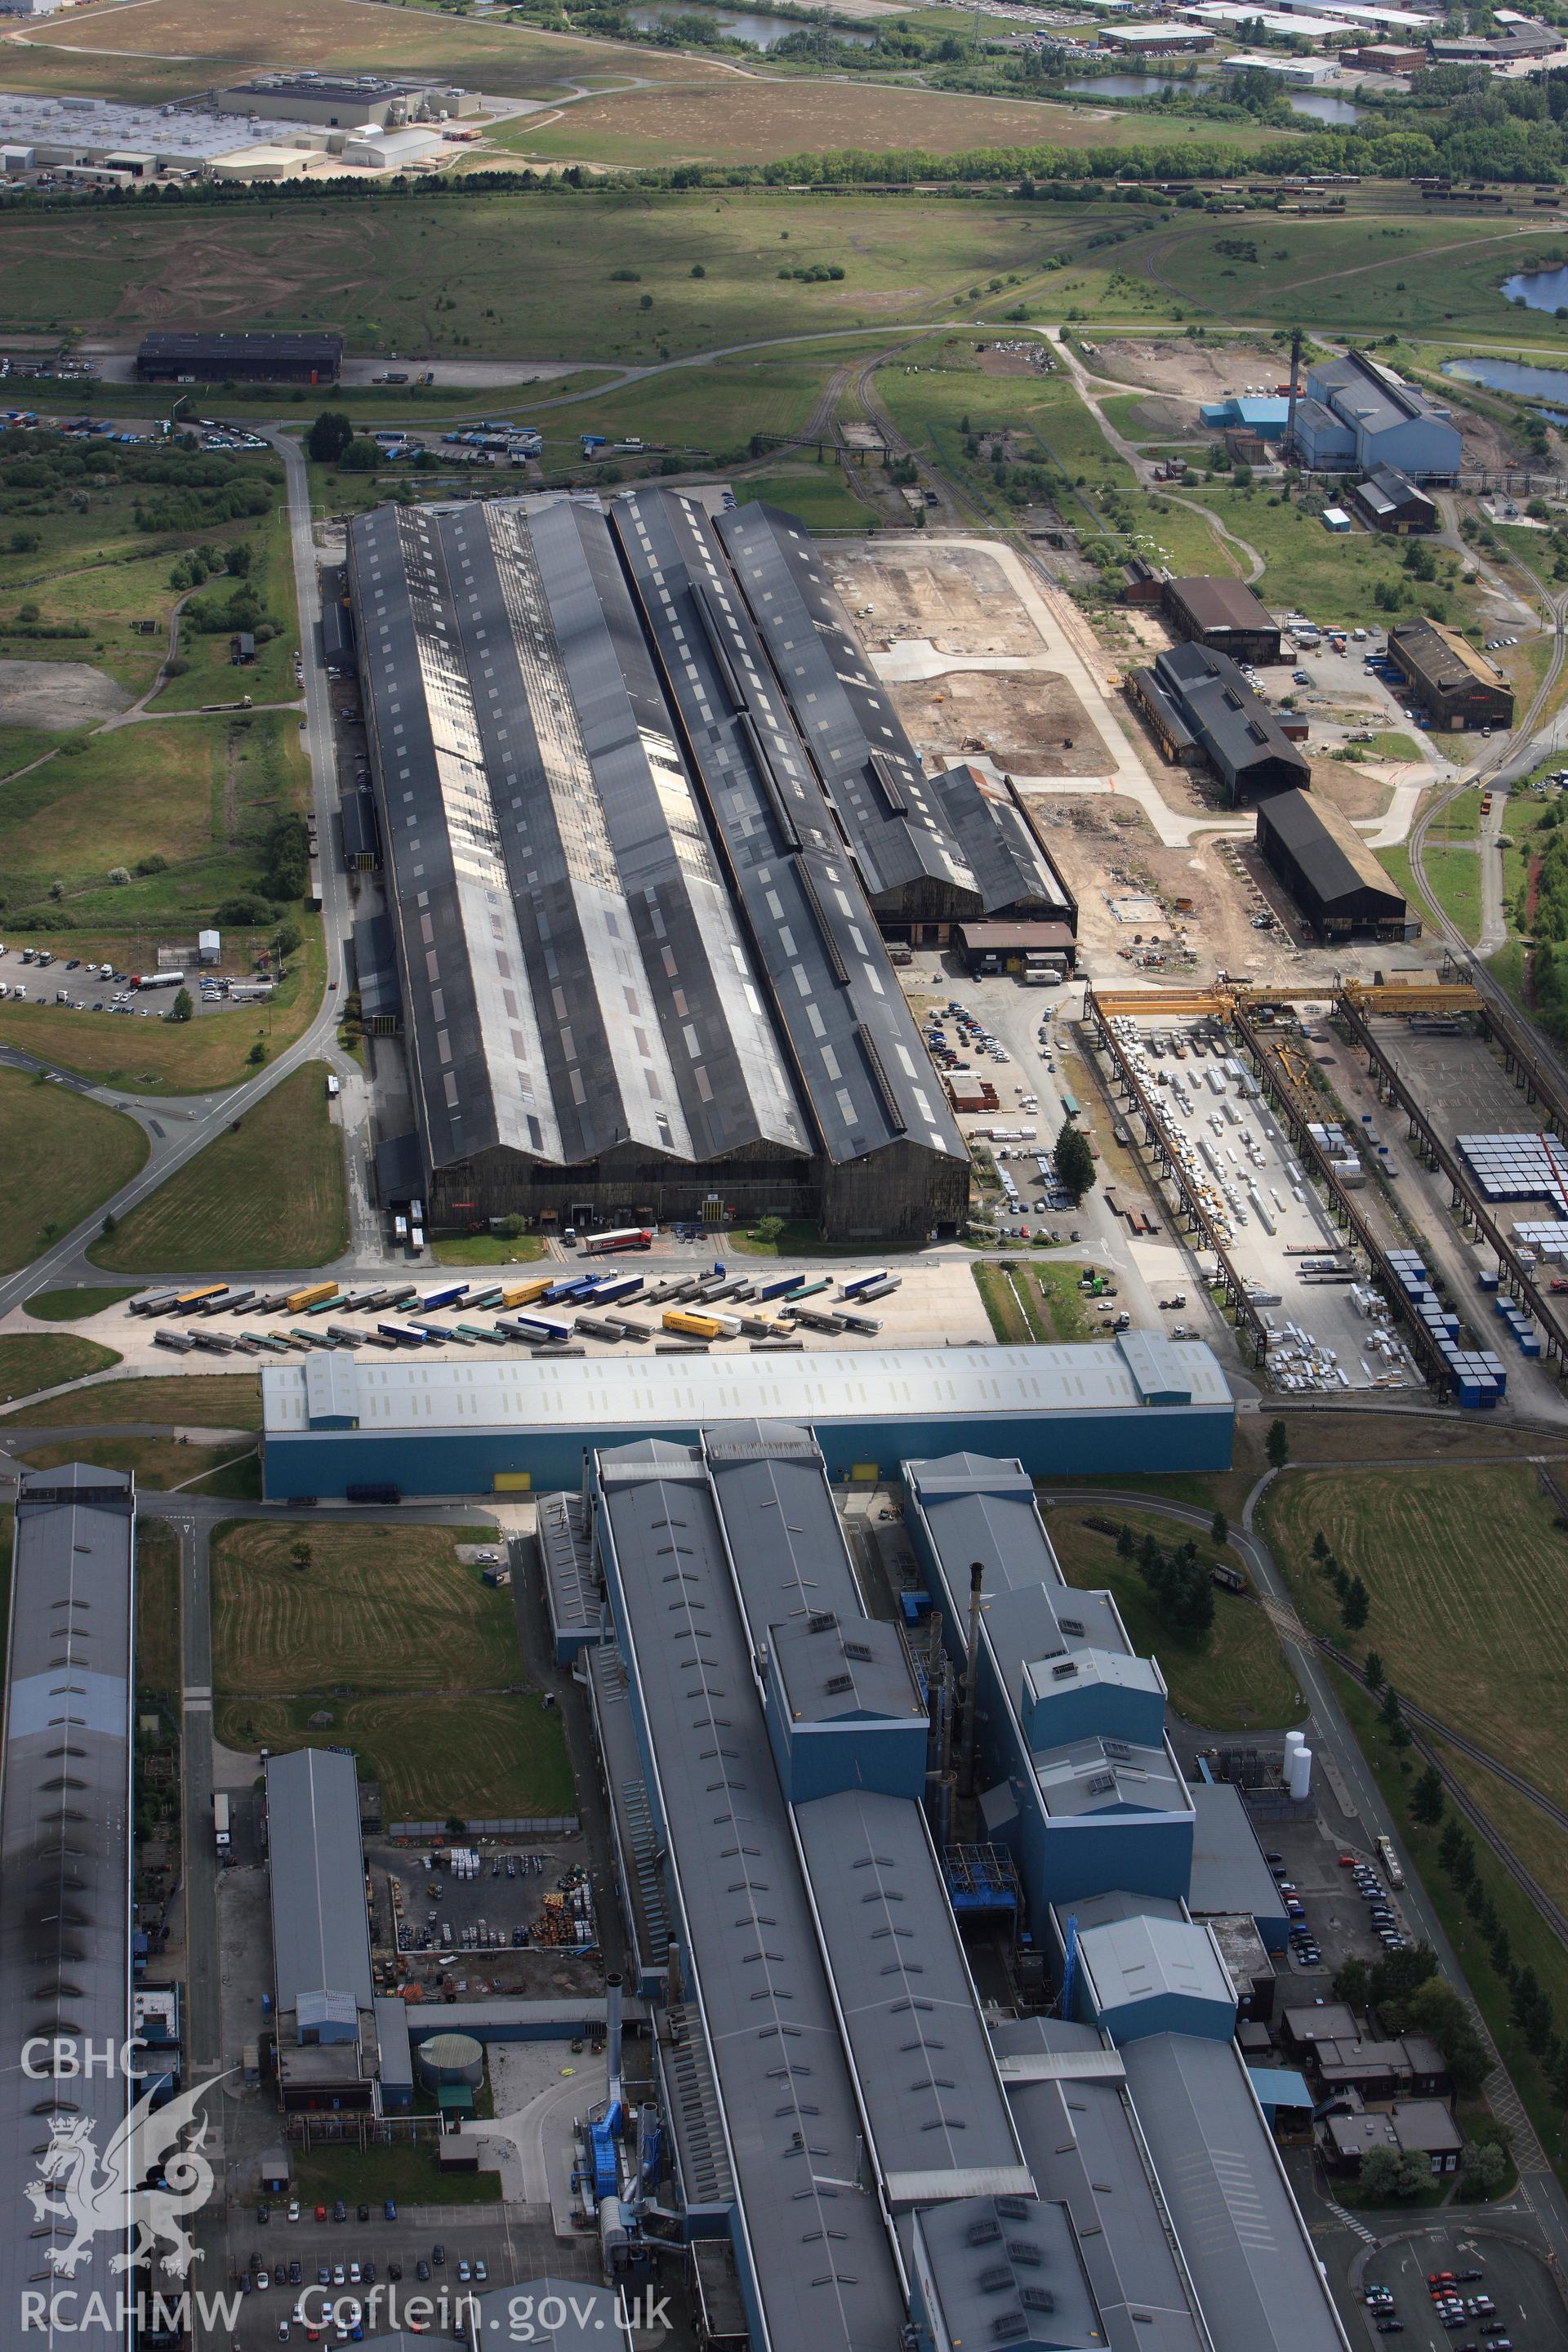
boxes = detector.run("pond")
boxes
[1287,91,1360,123]
[629,2,872,44]
[1500,265,1568,315]
[1443,354,1568,403]
[1065,73,1179,97]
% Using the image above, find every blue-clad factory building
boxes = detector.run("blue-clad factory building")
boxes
[550,1416,1349,2352]
[258,1334,1235,1499]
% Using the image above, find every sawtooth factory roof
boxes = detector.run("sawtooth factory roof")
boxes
[346,492,976,1226]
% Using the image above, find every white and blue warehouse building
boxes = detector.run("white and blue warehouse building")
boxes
[1291,350,1462,480]
[258,1333,1235,1499]
[535,1414,1351,2352]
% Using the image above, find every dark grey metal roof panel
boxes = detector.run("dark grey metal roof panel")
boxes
[352,911,400,1021]
[701,1419,866,1634]
[930,764,1076,924]
[1118,2034,1351,2352]
[772,1614,924,1725]
[265,1747,373,2015]
[793,1788,1031,2201]
[0,1468,136,2352]
[1155,644,1309,790]
[714,501,977,906]
[348,495,813,1179]
[994,2018,1209,2352]
[913,2190,1105,2352]
[596,1438,905,2352]
[610,490,968,1170]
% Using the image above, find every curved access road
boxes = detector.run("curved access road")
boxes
[0,427,368,1321]
[1050,1475,1568,2241]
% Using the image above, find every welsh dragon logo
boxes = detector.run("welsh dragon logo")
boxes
[25,2074,229,2278]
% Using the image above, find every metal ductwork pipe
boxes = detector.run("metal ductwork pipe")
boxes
[605,1971,624,2115]
[957,1561,985,1804]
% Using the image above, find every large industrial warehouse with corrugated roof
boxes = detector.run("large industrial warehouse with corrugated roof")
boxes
[348,489,1076,1242]
[1255,786,1412,940]
[0,1466,137,2352]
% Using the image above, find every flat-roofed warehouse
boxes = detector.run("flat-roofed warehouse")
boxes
[348,490,975,1242]
[0,1467,136,2352]
[1162,575,1282,665]
[260,1334,1235,1498]
[1387,617,1514,732]
[1256,786,1411,940]
[214,73,479,126]
[136,328,342,384]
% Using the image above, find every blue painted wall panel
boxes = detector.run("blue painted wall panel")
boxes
[262,1403,1233,1500]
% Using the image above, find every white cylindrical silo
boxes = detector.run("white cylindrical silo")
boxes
[1287,1745,1312,1802]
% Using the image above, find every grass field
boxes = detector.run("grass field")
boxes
[209,1508,572,1819]
[1042,1503,1305,1732]
[0,725,95,781]
[1262,1462,1568,1804]
[0,194,1187,371]
[24,1285,140,1321]
[431,1232,547,1266]
[20,1431,260,1494]
[1128,215,1568,346]
[0,1331,122,1405]
[149,509,302,715]
[0,1067,148,1273]
[134,1517,180,1695]
[212,1520,523,1696]
[1334,1666,1568,2195]
[0,918,324,1092]
[0,0,721,102]
[973,1259,1098,1345]
[736,465,870,529]
[212,1689,572,1818]
[1419,840,1484,942]
[88,1062,345,1271]
[0,711,306,930]
[1177,483,1480,633]
[287,2140,501,2211]
[499,76,1270,170]
[3,1370,262,1428]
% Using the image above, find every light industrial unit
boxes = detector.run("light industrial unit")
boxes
[134,328,343,384]
[346,491,1080,1241]
[256,1334,1236,1498]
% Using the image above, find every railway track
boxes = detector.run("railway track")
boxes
[1312,1628,1568,1947]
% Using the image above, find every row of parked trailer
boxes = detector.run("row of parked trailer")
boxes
[133,1267,903,1357]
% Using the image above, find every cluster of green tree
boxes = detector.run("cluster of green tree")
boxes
[212,817,310,927]
[1115,1523,1216,1638]
[0,430,278,498]
[169,541,252,595]
[1524,811,1568,1040]
[134,476,271,535]
[182,581,274,638]
[1309,1527,1371,1631]
[1052,1120,1094,1201]
[777,261,847,282]
[1333,1941,1491,2098]
[1430,1794,1568,2112]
